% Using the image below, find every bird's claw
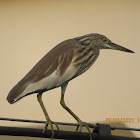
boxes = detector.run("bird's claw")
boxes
[43,120,60,140]
[87,122,96,133]
[76,120,92,140]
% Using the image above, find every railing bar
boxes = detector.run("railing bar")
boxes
[1,117,140,131]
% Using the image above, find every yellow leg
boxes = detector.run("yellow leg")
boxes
[37,92,59,140]
[60,83,93,140]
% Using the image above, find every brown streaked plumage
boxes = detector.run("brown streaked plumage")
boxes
[7,39,76,103]
[7,33,134,140]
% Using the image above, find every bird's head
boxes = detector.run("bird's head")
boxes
[77,33,134,53]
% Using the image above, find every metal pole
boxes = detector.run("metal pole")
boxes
[0,126,140,140]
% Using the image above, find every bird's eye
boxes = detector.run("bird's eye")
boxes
[103,38,110,44]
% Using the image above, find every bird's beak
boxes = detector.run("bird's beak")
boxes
[107,42,134,53]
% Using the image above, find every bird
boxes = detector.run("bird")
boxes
[7,33,134,140]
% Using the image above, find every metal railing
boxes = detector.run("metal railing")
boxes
[0,117,140,140]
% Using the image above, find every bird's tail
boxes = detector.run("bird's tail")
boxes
[7,81,28,104]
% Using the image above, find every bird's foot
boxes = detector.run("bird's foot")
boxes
[43,119,60,140]
[76,119,92,140]
[87,122,96,132]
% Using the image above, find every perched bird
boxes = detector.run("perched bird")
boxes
[7,33,134,140]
